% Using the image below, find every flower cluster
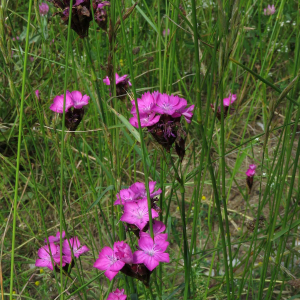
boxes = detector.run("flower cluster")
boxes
[94,182,169,287]
[103,73,132,99]
[246,164,257,193]
[129,91,194,160]
[36,231,89,272]
[210,92,237,120]
[47,0,110,38]
[49,90,90,131]
[264,4,276,16]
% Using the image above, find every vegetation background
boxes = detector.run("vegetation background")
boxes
[1,0,300,299]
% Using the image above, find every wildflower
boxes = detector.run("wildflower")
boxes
[210,92,237,120]
[114,241,133,264]
[39,3,49,16]
[49,90,90,131]
[35,90,40,100]
[107,288,127,300]
[49,92,74,113]
[129,91,194,159]
[62,236,90,261]
[94,1,111,31]
[35,243,65,270]
[103,73,132,99]
[264,4,276,15]
[39,269,44,274]
[35,281,40,286]
[44,231,65,243]
[246,164,257,193]
[93,241,133,280]
[163,28,170,37]
[133,235,170,271]
[140,220,168,241]
[120,198,159,231]
[114,181,162,206]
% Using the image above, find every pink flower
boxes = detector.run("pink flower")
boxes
[62,236,90,260]
[223,93,237,107]
[35,243,65,270]
[114,241,133,264]
[70,90,90,109]
[93,241,132,280]
[154,93,186,115]
[172,104,195,123]
[49,92,74,113]
[39,3,49,16]
[35,90,40,100]
[246,164,257,177]
[44,231,65,244]
[163,29,170,37]
[103,73,132,86]
[133,235,170,271]
[131,92,157,116]
[107,288,127,300]
[129,113,160,128]
[120,198,159,230]
[140,220,168,241]
[114,181,162,205]
[264,5,276,15]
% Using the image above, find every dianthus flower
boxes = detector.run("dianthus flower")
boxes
[49,90,90,131]
[107,288,127,300]
[264,4,276,15]
[93,241,133,280]
[114,181,162,205]
[246,164,257,193]
[39,3,49,16]
[163,28,170,37]
[129,91,194,159]
[120,198,159,231]
[133,235,170,271]
[103,73,132,99]
[35,243,66,270]
[44,231,65,243]
[140,220,168,241]
[95,1,111,30]
[62,236,90,262]
[210,92,237,121]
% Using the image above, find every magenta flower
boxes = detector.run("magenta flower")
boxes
[264,4,276,15]
[131,92,156,116]
[39,3,49,16]
[223,93,237,107]
[114,181,162,205]
[114,241,133,264]
[154,93,186,116]
[93,241,133,280]
[120,198,159,230]
[172,105,195,123]
[246,164,256,177]
[69,90,90,109]
[44,231,65,244]
[107,288,127,300]
[35,90,40,100]
[35,243,64,270]
[129,113,161,128]
[103,73,131,99]
[49,92,74,113]
[62,236,90,260]
[163,28,170,37]
[133,235,170,271]
[140,220,168,241]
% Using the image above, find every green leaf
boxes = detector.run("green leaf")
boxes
[86,185,115,212]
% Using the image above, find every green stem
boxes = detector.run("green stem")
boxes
[9,1,33,298]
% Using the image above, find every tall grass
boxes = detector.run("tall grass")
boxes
[1,0,300,299]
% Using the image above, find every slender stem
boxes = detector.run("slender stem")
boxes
[9,1,33,298]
